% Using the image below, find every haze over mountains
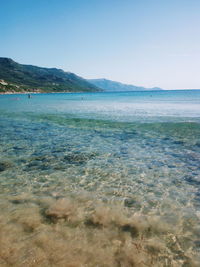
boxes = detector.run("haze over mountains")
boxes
[0,58,162,93]
[88,79,162,92]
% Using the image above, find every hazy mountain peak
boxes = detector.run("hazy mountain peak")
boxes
[88,78,163,92]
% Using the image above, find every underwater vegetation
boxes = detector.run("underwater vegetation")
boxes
[0,193,199,267]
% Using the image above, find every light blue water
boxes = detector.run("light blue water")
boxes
[1,90,200,122]
[0,90,200,265]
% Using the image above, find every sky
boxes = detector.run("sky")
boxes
[1,0,200,89]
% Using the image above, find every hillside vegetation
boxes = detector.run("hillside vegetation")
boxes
[0,58,100,93]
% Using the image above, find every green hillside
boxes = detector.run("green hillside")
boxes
[0,58,101,93]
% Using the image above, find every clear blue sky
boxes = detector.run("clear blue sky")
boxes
[1,0,200,89]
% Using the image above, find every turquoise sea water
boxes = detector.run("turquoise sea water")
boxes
[0,90,200,266]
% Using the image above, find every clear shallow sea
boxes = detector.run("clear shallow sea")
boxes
[0,90,200,266]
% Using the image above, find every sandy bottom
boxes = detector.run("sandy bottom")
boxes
[0,192,199,267]
[0,113,200,266]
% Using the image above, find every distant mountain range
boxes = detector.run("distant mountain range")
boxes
[0,57,162,93]
[88,78,163,92]
[0,58,100,93]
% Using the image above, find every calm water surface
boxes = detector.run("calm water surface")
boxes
[0,90,200,266]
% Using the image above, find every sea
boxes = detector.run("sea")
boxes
[0,90,200,266]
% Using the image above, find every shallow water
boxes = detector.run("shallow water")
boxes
[0,90,200,266]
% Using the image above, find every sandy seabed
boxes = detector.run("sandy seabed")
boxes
[1,91,200,266]
[0,191,199,267]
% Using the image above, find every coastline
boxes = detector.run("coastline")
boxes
[0,91,40,95]
[0,90,100,95]
[0,91,80,95]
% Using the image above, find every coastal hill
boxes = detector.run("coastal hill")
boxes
[88,78,162,92]
[0,58,101,93]
[0,57,163,93]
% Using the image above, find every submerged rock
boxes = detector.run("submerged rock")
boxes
[120,223,139,238]
[24,151,98,172]
[124,198,137,207]
[184,175,200,186]
[0,161,12,172]
[63,152,97,165]
[196,142,200,148]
